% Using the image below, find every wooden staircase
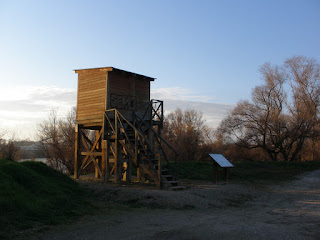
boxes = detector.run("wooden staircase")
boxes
[103,100,184,190]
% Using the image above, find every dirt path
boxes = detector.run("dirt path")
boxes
[27,170,320,240]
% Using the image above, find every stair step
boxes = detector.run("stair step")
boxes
[162,175,175,179]
[169,186,186,191]
[166,180,179,184]
[164,180,180,186]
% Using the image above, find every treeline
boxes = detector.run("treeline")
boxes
[0,138,44,161]
[0,137,21,161]
[217,56,320,162]
[30,56,320,174]
[163,56,320,163]
[3,55,319,174]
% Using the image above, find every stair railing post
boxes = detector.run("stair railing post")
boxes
[114,110,120,183]
[102,139,106,182]
[135,130,140,182]
[95,130,100,179]
[106,139,110,182]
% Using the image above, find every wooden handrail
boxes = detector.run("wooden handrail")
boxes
[104,109,159,169]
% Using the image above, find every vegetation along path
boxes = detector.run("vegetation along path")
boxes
[26,169,320,240]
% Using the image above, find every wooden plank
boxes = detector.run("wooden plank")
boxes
[77,102,105,108]
[78,80,106,88]
[74,124,80,179]
[77,116,104,122]
[102,140,106,181]
[81,152,103,156]
[77,105,106,112]
[114,115,120,183]
[79,129,103,172]
[78,96,106,104]
[76,117,103,123]
[78,84,105,90]
[82,122,104,128]
[95,130,100,179]
[77,100,105,106]
[77,115,104,121]
[75,67,113,74]
[77,108,105,114]
[78,75,106,82]
[77,107,105,114]
[78,88,106,96]
[77,120,103,126]
[106,139,110,181]
[78,85,106,92]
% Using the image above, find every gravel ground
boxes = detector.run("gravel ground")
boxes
[25,170,320,240]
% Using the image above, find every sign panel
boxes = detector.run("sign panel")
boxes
[209,154,234,168]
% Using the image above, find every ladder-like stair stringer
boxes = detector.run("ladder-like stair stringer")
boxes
[104,106,184,190]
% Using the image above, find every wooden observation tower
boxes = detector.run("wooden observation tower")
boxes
[74,67,179,189]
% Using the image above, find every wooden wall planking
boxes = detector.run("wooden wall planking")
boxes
[75,67,153,124]
[77,70,107,122]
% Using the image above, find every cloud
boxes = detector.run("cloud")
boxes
[0,85,234,139]
[151,87,213,102]
[151,87,234,129]
[0,85,76,139]
[161,99,234,129]
[0,85,76,113]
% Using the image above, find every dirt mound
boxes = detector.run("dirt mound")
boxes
[80,180,260,209]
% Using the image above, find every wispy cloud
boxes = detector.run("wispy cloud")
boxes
[0,85,233,139]
[0,86,76,139]
[0,85,76,114]
[151,87,234,128]
[161,99,234,129]
[151,87,213,102]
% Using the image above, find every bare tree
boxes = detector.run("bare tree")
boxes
[0,129,21,161]
[284,56,320,161]
[218,56,320,162]
[163,108,213,162]
[38,108,76,173]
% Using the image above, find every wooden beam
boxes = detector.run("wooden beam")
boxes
[74,124,81,179]
[79,129,103,177]
[106,140,110,181]
[82,140,103,178]
[79,129,103,171]
[81,152,103,156]
[114,114,121,183]
[101,140,106,181]
[95,130,100,179]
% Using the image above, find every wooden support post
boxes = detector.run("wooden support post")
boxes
[74,124,81,179]
[123,160,132,183]
[224,168,229,182]
[114,113,121,183]
[122,162,127,181]
[213,162,218,184]
[95,130,100,179]
[106,140,110,181]
[102,140,107,181]
[135,130,141,182]
[127,157,132,183]
[136,167,141,182]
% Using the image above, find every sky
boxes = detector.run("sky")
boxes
[0,0,319,140]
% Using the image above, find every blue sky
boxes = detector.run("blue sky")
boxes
[0,0,319,139]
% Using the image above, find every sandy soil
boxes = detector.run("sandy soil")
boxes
[25,170,320,240]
